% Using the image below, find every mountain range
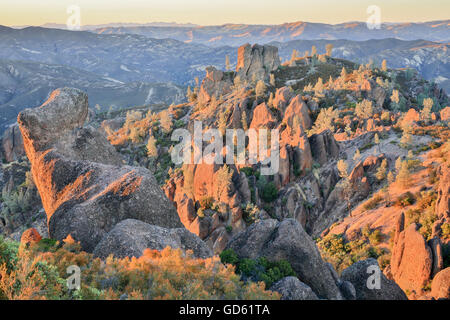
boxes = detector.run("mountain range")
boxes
[92,20,450,46]
[0,23,448,132]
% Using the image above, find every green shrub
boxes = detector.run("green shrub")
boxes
[395,192,415,207]
[219,249,296,289]
[363,195,384,211]
[259,180,279,203]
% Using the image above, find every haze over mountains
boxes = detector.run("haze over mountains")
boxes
[0,20,448,132]
[92,20,450,46]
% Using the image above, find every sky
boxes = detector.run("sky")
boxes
[1,0,449,26]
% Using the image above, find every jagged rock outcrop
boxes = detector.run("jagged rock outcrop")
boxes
[272,87,294,111]
[270,277,319,300]
[236,44,280,82]
[249,102,276,129]
[341,259,408,300]
[1,123,25,162]
[390,219,434,294]
[163,162,245,253]
[93,219,212,260]
[198,66,233,105]
[17,88,182,252]
[309,130,340,166]
[435,165,449,220]
[283,95,312,130]
[226,219,344,300]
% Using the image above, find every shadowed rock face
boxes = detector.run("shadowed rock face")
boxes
[226,219,344,300]
[93,219,213,260]
[18,87,182,252]
[1,123,25,162]
[341,259,407,300]
[270,277,319,300]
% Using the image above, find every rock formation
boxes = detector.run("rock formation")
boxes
[431,268,450,300]
[1,123,25,162]
[198,66,233,105]
[390,219,434,294]
[93,219,212,259]
[226,219,344,300]
[17,88,182,252]
[341,259,407,300]
[269,277,319,300]
[236,44,280,82]
[435,164,449,220]
[20,227,42,245]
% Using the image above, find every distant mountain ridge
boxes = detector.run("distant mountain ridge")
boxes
[91,20,450,46]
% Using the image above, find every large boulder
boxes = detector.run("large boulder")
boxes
[236,44,280,82]
[341,259,407,300]
[93,219,212,260]
[270,277,319,300]
[431,268,450,300]
[17,88,182,252]
[20,228,42,245]
[226,219,344,300]
[390,222,433,294]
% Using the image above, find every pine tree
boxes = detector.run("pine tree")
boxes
[269,74,276,87]
[396,161,410,188]
[421,98,433,123]
[311,45,317,57]
[376,159,388,181]
[268,92,274,108]
[395,157,403,173]
[341,67,347,79]
[400,131,412,148]
[387,171,395,185]
[355,99,374,119]
[326,44,334,57]
[255,80,267,98]
[146,135,158,158]
[391,89,400,105]
[160,110,173,134]
[314,77,324,96]
[225,55,230,71]
[381,59,387,72]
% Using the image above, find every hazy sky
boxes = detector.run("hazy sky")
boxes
[1,0,449,26]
